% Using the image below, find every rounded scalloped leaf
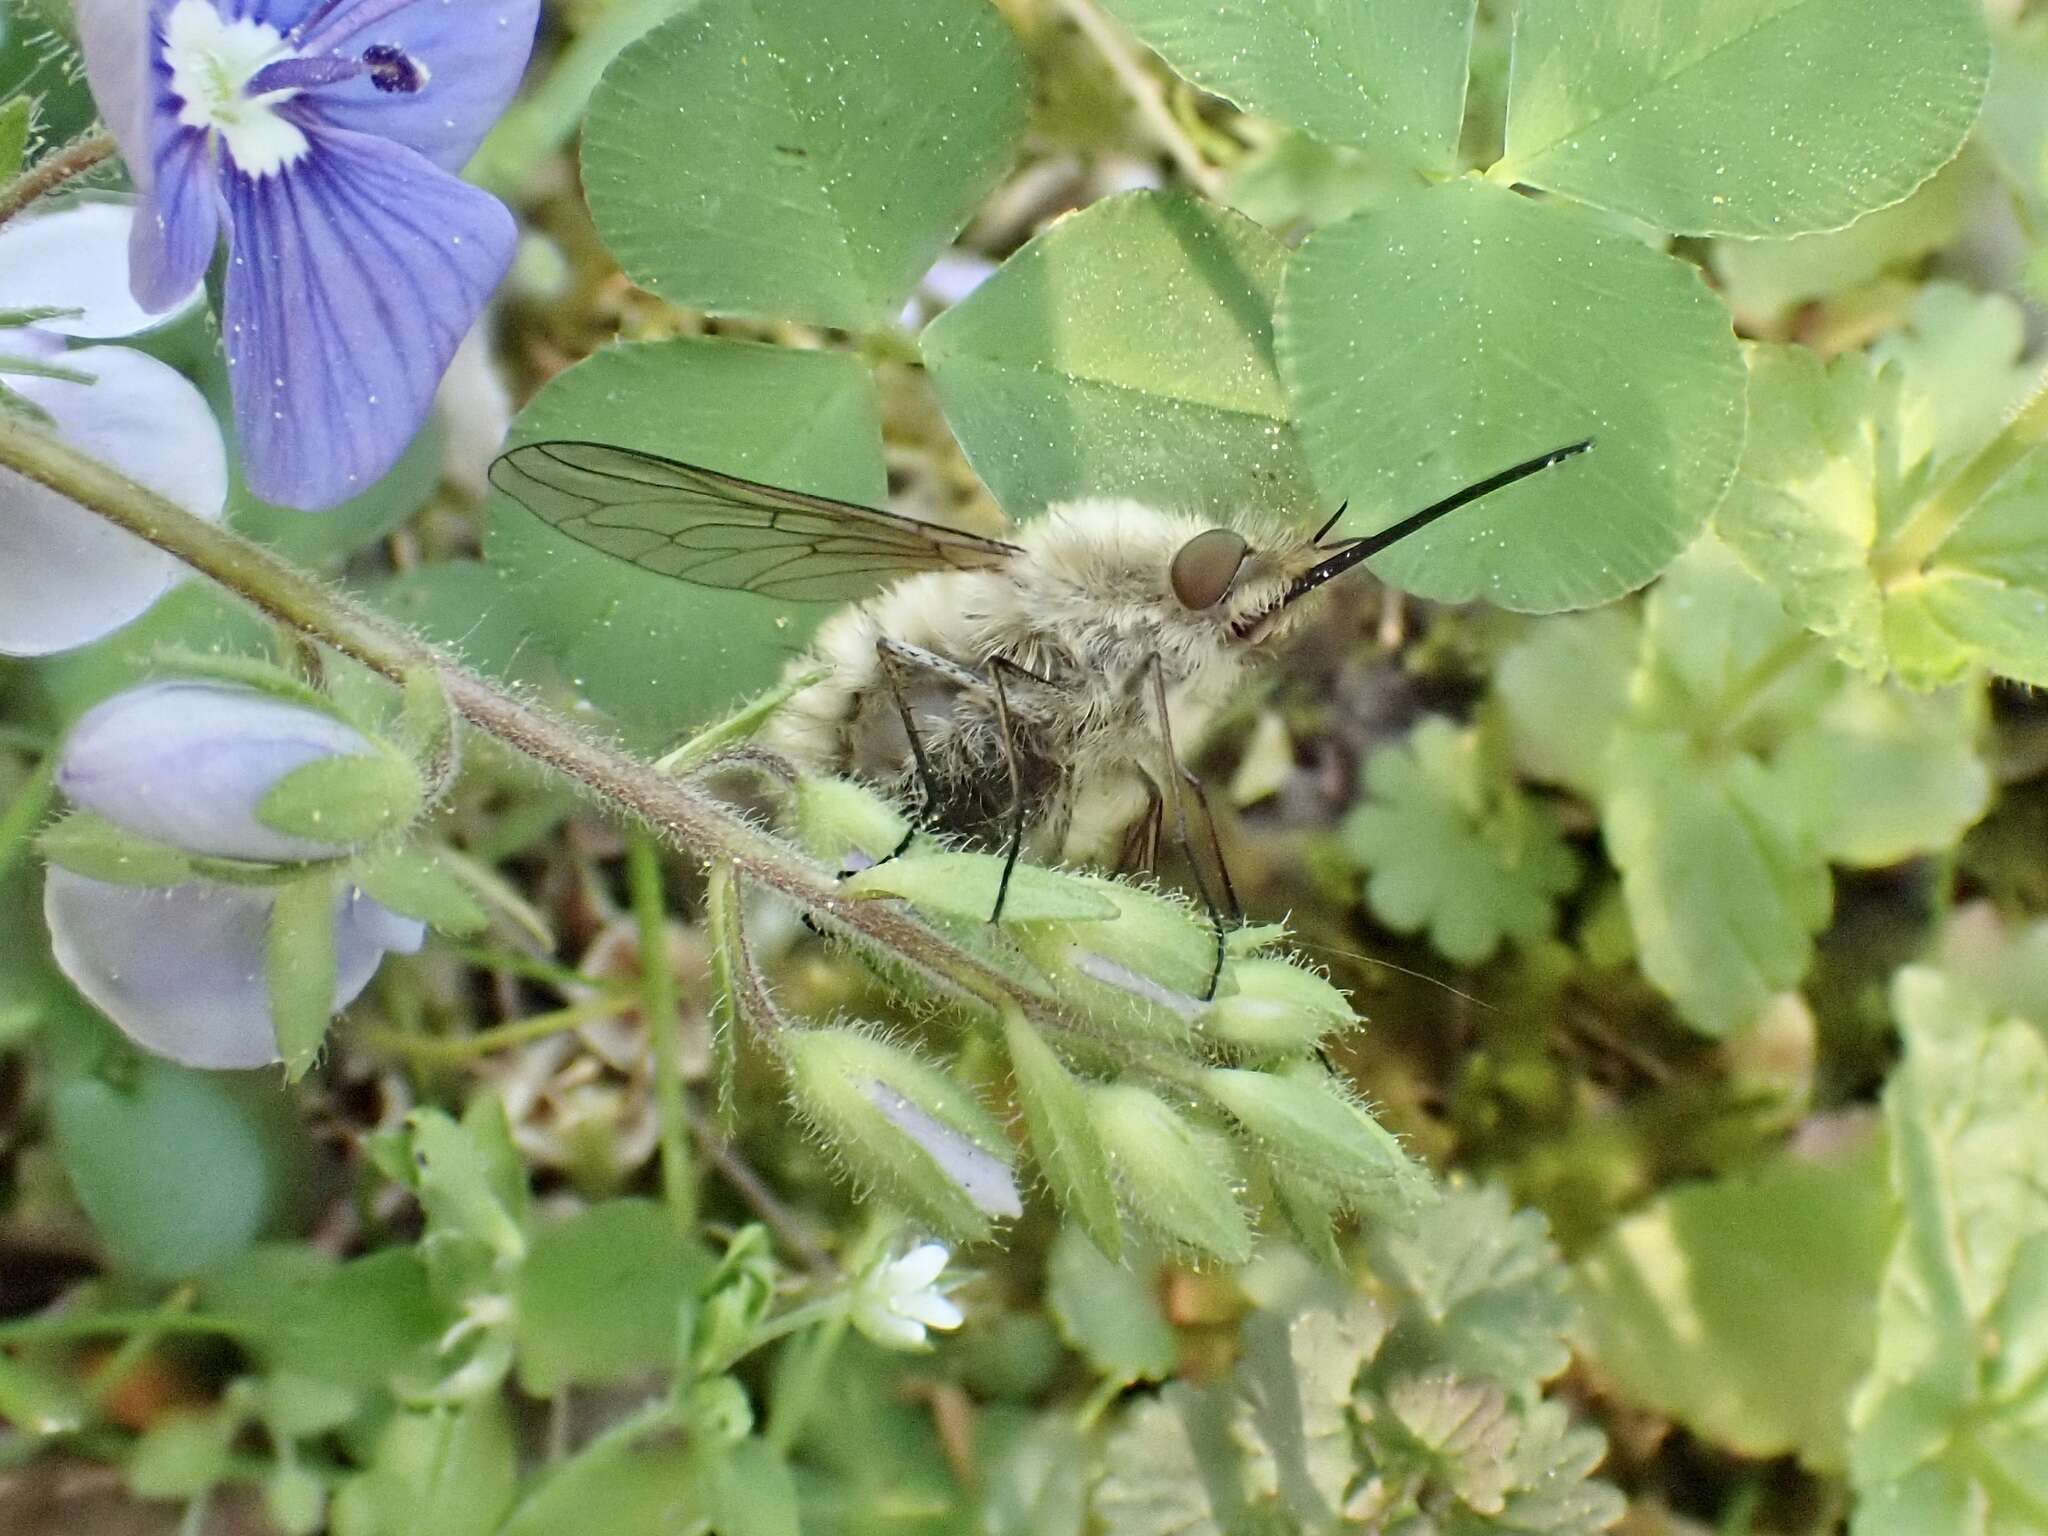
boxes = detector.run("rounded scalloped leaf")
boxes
[482,338,888,745]
[1276,178,1745,612]
[923,192,1318,526]
[1093,0,1476,172]
[1499,0,1989,237]
[582,0,1027,330]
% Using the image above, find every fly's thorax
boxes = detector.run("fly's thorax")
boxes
[1012,499,1327,667]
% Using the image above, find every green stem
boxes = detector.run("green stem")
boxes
[0,413,1081,1039]
[1874,385,2048,585]
[356,989,636,1062]
[1702,630,1819,748]
[0,754,56,887]
[0,131,117,230]
[628,831,698,1236]
[84,1285,197,1412]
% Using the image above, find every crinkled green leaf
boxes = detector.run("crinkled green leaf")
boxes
[1716,309,2048,687]
[1234,1298,1387,1522]
[1092,0,1475,170]
[583,0,1026,329]
[1869,284,2038,476]
[1885,426,2048,690]
[1477,1401,1629,1536]
[923,192,1316,526]
[1575,1140,1889,1472]
[1382,1373,1518,1515]
[1278,179,1744,612]
[1341,716,1579,966]
[1046,1225,1175,1385]
[1848,967,2048,1535]
[1370,1182,1574,1388]
[1499,0,1988,236]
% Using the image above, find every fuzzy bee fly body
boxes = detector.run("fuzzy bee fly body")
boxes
[489,437,1592,977]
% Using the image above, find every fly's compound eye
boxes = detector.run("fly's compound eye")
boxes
[1170,528,1251,612]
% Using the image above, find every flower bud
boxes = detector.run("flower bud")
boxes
[59,682,417,863]
[1013,879,1218,1040]
[780,1027,1020,1240]
[1200,957,1357,1057]
[1200,1063,1433,1224]
[794,777,909,870]
[43,870,423,1069]
[1087,1084,1250,1264]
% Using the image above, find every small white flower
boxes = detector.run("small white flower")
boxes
[850,1242,966,1351]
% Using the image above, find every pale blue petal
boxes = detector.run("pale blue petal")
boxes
[297,0,541,172]
[59,682,380,862]
[0,347,227,656]
[74,0,158,188]
[132,127,224,314]
[221,125,514,509]
[44,872,424,1070]
[0,202,204,339]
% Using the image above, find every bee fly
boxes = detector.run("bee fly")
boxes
[490,436,1592,989]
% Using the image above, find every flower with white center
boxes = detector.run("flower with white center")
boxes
[59,680,391,863]
[43,680,425,1069]
[75,0,538,510]
[850,1242,966,1351]
[0,201,224,656]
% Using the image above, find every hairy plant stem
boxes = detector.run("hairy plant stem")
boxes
[0,130,118,230]
[0,414,1079,1034]
[1875,384,2048,585]
[627,831,699,1236]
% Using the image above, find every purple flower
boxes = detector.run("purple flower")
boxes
[59,680,387,862]
[0,202,225,656]
[45,871,423,1069]
[75,0,539,511]
[45,680,427,1068]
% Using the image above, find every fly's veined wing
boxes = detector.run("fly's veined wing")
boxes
[489,441,1021,603]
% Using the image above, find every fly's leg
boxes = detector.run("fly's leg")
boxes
[986,662,1027,923]
[873,638,975,860]
[985,655,1069,925]
[1115,771,1166,876]
[1146,653,1234,1000]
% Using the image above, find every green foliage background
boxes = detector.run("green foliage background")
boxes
[3,0,2048,1532]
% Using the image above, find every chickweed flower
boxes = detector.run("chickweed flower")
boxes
[0,202,225,656]
[850,1242,965,1351]
[76,0,539,509]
